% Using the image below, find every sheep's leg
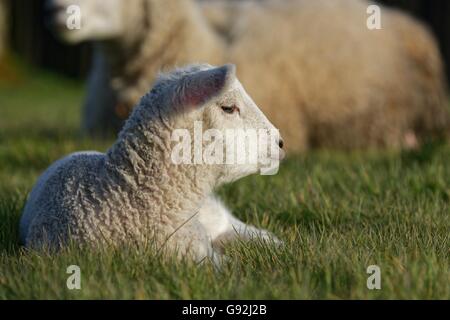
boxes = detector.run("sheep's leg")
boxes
[197,196,281,252]
[163,215,226,267]
[82,49,123,137]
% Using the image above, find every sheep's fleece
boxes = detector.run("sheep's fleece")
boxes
[50,0,450,151]
[20,64,282,262]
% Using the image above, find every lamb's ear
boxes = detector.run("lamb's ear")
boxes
[178,64,236,108]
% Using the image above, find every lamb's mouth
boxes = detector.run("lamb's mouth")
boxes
[278,149,286,161]
[263,148,285,162]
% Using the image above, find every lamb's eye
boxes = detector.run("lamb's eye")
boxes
[221,105,239,114]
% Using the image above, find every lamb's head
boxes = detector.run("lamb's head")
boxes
[45,0,132,43]
[150,64,285,186]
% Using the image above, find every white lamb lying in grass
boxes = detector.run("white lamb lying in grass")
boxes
[19,64,284,263]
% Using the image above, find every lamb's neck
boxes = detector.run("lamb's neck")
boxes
[105,113,215,221]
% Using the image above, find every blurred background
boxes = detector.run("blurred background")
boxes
[1,0,449,82]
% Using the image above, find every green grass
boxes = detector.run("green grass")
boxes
[0,68,449,299]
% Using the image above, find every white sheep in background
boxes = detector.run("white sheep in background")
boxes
[47,0,225,137]
[47,0,450,150]
[20,64,284,262]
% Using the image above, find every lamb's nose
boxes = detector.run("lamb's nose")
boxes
[278,139,284,149]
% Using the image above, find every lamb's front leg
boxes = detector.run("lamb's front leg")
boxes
[197,196,281,252]
[163,217,226,268]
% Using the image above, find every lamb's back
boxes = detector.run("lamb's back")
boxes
[20,151,105,248]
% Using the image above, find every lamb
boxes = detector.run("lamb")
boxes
[47,0,450,150]
[19,64,284,262]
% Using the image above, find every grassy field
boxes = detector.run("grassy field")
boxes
[0,67,449,299]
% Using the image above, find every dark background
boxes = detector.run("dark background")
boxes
[4,0,450,82]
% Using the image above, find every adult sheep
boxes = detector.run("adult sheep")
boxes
[47,0,450,150]
[19,64,284,262]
